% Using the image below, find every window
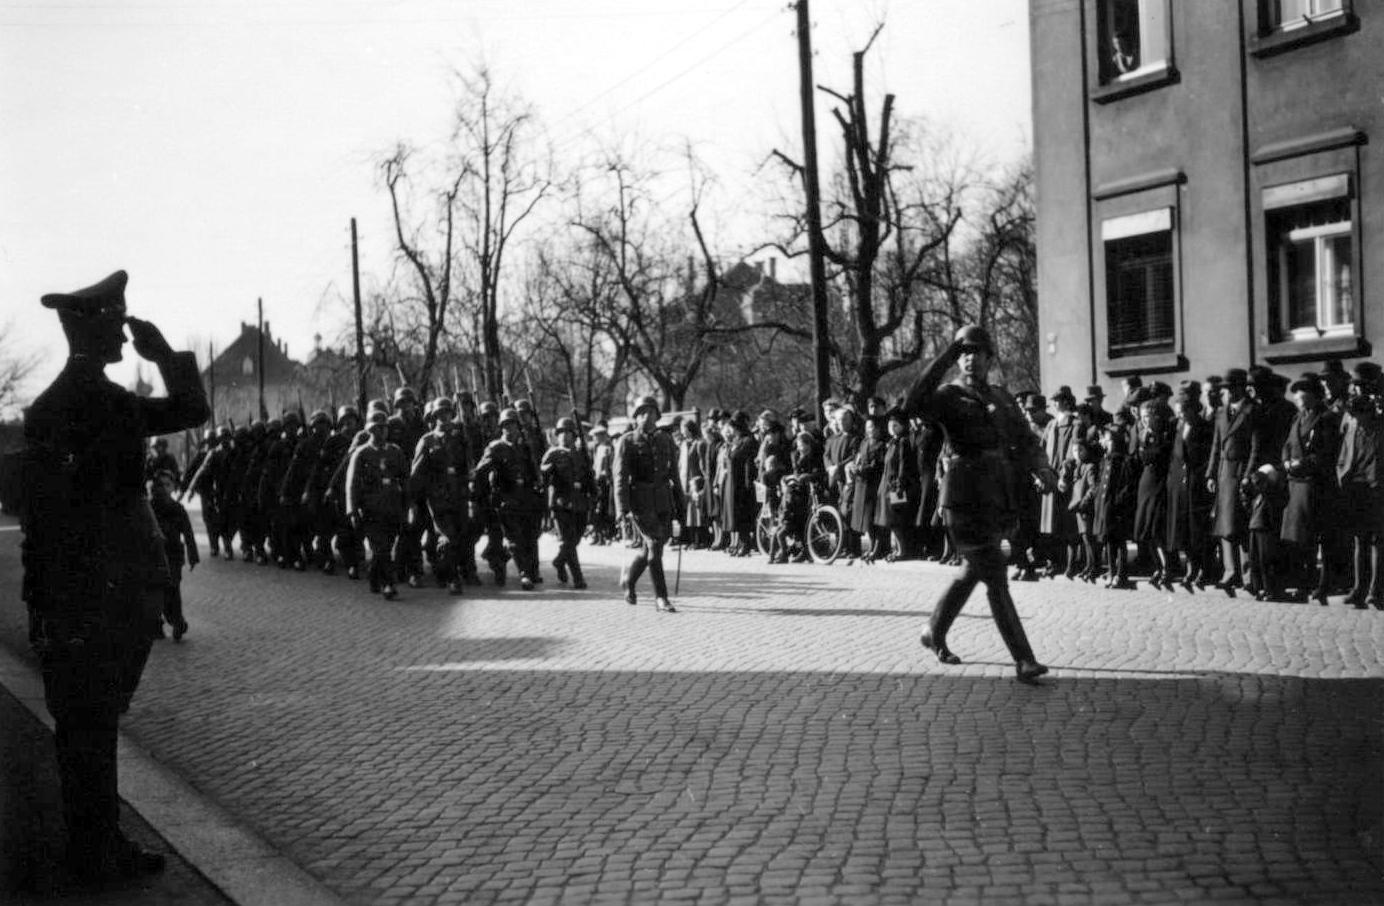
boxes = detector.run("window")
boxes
[242,356,254,377]
[1266,0,1344,31]
[1097,0,1169,83]
[1103,209,1175,357]
[1265,176,1354,342]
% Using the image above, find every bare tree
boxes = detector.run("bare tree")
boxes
[449,64,553,401]
[377,142,465,397]
[0,321,42,418]
[770,25,970,406]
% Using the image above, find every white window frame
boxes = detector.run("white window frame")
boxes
[1272,0,1345,32]
[1102,208,1176,355]
[1277,220,1353,340]
[1104,0,1170,82]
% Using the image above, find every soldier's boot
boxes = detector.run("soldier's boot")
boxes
[648,551,677,613]
[553,553,568,584]
[570,559,587,590]
[621,555,647,605]
[921,569,980,664]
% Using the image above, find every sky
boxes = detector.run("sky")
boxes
[0,0,1032,407]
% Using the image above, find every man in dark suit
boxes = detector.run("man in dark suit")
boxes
[21,270,209,883]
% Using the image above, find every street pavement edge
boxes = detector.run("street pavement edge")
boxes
[0,642,346,906]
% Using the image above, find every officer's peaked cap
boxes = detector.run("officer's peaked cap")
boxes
[41,270,128,318]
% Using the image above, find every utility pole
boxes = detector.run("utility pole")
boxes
[796,0,833,417]
[207,339,215,426]
[257,297,266,420]
[351,218,367,414]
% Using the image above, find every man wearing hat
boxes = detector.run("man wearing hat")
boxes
[1039,386,1081,578]
[1337,362,1384,608]
[1084,384,1113,430]
[1205,368,1256,592]
[1245,367,1296,595]
[613,396,685,611]
[473,408,543,589]
[21,270,209,881]
[903,325,1058,683]
[541,417,594,588]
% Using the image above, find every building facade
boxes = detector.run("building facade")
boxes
[1031,0,1380,396]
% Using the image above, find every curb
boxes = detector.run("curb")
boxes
[0,644,344,906]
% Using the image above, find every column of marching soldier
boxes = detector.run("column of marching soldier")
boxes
[168,354,1384,618]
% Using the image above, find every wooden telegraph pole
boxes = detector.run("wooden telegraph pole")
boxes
[796,0,833,417]
[352,218,367,414]
[257,297,266,420]
[207,339,216,426]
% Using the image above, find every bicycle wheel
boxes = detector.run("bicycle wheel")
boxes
[806,506,845,564]
[755,506,774,556]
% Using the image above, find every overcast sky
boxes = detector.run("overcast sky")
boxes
[0,0,1032,404]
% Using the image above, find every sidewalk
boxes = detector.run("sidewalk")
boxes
[2,514,1383,905]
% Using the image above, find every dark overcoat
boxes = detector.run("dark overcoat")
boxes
[1279,406,1340,546]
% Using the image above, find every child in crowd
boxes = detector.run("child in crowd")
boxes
[1092,419,1139,589]
[150,469,199,640]
[1247,463,1288,601]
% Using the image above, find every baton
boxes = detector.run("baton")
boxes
[675,538,682,597]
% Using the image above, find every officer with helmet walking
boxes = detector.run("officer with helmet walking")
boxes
[473,407,544,589]
[542,416,595,589]
[904,325,1058,683]
[613,395,685,612]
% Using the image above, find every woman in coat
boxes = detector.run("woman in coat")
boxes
[677,419,707,547]
[1133,397,1175,587]
[1280,375,1340,604]
[1092,419,1139,589]
[876,409,919,560]
[716,411,757,556]
[849,415,887,561]
[1165,381,1215,590]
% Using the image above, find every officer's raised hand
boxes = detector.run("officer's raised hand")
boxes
[126,316,175,363]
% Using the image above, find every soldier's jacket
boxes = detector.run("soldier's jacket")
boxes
[474,438,541,513]
[613,427,684,520]
[907,376,1047,516]
[346,440,408,523]
[458,419,487,473]
[281,432,324,503]
[258,431,298,509]
[308,430,353,506]
[21,352,209,631]
[540,445,594,513]
[239,434,271,507]
[411,428,472,513]
[326,429,370,506]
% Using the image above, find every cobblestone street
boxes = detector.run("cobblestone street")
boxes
[2,518,1381,905]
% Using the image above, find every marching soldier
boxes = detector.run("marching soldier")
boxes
[541,417,594,589]
[474,401,508,581]
[903,325,1057,683]
[279,409,331,570]
[258,413,299,567]
[613,396,685,612]
[21,270,208,881]
[410,397,472,595]
[473,408,544,589]
[324,406,371,580]
[308,407,358,573]
[392,388,428,587]
[346,411,408,598]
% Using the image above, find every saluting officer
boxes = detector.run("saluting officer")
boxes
[613,396,685,612]
[347,411,408,599]
[21,270,208,881]
[903,325,1057,683]
[541,417,595,589]
[473,407,544,589]
[410,397,472,594]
